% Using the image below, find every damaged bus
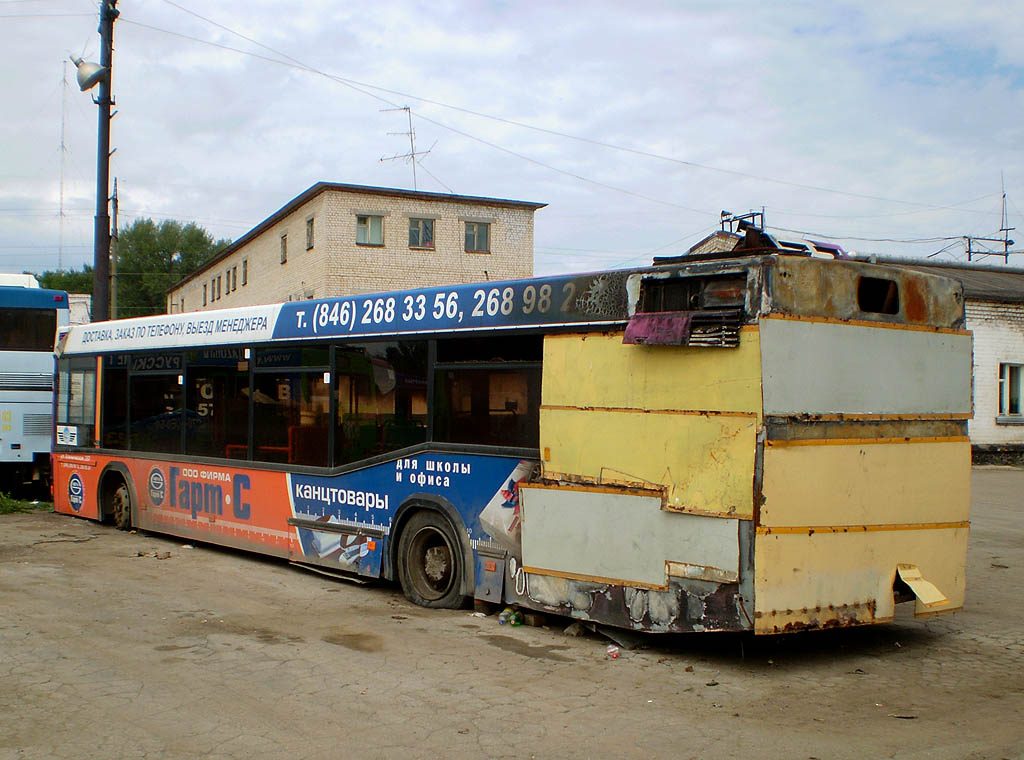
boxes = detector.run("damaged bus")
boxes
[52,228,971,633]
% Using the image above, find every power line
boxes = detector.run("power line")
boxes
[766,193,1002,221]
[149,0,1007,215]
[0,11,94,16]
[121,16,712,216]
[767,225,965,244]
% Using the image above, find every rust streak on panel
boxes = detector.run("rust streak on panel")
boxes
[521,565,669,592]
[765,436,970,447]
[914,605,963,619]
[778,413,972,421]
[760,312,970,335]
[757,520,970,535]
[522,479,665,499]
[540,404,758,419]
[902,277,929,322]
[666,560,738,584]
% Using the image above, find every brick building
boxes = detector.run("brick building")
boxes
[166,182,545,313]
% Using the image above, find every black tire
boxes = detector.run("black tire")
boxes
[397,511,467,609]
[110,478,132,530]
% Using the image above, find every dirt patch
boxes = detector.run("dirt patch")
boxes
[481,634,574,662]
[321,631,384,652]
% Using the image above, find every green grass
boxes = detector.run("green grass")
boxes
[0,492,51,515]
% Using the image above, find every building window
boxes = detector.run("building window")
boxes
[202,283,207,306]
[216,275,222,300]
[180,297,184,313]
[306,217,315,250]
[280,234,288,264]
[231,266,237,291]
[356,215,383,245]
[465,221,490,253]
[409,218,434,249]
[999,363,1023,419]
[242,259,248,286]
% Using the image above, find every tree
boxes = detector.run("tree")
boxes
[37,265,94,293]
[114,219,230,318]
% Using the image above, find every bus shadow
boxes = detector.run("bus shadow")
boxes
[638,619,943,667]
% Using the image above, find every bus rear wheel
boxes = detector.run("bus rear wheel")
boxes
[397,511,466,609]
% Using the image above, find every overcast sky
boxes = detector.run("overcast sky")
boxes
[2,0,1023,280]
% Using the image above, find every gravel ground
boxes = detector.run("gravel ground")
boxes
[1,467,1021,759]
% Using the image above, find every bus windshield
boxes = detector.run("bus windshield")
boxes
[0,307,58,351]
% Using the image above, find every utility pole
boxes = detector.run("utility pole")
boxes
[59,61,69,272]
[110,177,118,319]
[91,0,117,322]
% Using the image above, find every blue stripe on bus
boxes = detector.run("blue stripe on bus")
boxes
[272,272,629,340]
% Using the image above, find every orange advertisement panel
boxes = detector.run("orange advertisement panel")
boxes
[53,453,297,558]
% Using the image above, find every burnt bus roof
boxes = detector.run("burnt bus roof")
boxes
[58,250,965,357]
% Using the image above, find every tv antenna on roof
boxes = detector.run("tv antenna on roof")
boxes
[380,106,432,190]
[966,174,1019,263]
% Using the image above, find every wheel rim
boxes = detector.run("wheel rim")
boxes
[113,485,130,526]
[406,525,456,602]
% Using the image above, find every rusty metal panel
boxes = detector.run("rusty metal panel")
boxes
[512,572,748,633]
[519,484,740,588]
[760,318,972,416]
[540,407,757,517]
[767,257,965,329]
[753,526,968,634]
[761,439,971,528]
[542,329,762,420]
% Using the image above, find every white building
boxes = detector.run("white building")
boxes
[901,261,1024,462]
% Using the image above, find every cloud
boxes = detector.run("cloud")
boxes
[1,0,1021,278]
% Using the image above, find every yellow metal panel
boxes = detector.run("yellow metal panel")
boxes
[542,329,762,420]
[761,440,971,527]
[896,564,949,608]
[753,526,968,633]
[540,407,756,517]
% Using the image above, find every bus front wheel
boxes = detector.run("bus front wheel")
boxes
[103,476,132,531]
[397,511,466,609]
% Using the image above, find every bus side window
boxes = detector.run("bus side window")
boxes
[334,340,428,467]
[433,367,541,448]
[129,356,184,455]
[101,355,127,449]
[184,349,248,460]
[432,335,543,449]
[253,347,330,467]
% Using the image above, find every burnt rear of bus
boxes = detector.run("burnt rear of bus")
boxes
[519,254,970,633]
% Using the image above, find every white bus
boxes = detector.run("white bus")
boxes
[0,275,70,493]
